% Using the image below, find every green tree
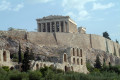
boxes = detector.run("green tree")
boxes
[94,55,102,69]
[21,47,30,72]
[18,41,22,64]
[103,58,106,68]
[103,32,111,40]
[116,39,119,44]
[8,27,14,31]
[29,49,34,60]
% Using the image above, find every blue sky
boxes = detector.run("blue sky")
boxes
[0,0,120,42]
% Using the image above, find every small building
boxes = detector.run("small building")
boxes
[78,27,86,34]
[36,15,78,33]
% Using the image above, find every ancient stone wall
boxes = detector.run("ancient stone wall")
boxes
[27,32,120,57]
[0,30,26,40]
[106,39,114,54]
[90,34,106,51]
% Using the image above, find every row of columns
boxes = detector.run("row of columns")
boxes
[38,21,68,32]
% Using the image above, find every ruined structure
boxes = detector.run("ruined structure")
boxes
[31,47,88,73]
[0,49,14,67]
[37,15,77,33]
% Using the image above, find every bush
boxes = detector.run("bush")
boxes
[1,65,120,80]
[9,74,22,80]
[2,66,9,72]
[29,71,42,80]
[86,61,94,72]
[0,68,7,80]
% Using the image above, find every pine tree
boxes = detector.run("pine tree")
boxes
[21,47,30,72]
[18,41,22,64]
[103,32,111,40]
[116,39,119,44]
[94,55,102,69]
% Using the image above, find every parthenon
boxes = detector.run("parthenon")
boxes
[36,15,78,33]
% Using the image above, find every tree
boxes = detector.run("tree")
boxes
[103,58,106,68]
[94,55,102,69]
[18,41,22,64]
[116,39,119,44]
[103,32,111,40]
[8,27,14,31]
[29,49,34,60]
[21,47,30,72]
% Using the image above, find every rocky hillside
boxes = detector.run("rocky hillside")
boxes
[86,48,120,66]
[0,30,120,65]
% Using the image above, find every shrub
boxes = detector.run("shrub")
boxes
[9,74,22,80]
[2,66,9,72]
[0,68,7,80]
[29,71,42,80]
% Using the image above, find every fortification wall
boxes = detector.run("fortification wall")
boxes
[0,31,26,39]
[27,32,120,57]
[90,34,106,51]
[114,42,119,57]
[27,32,91,49]
[27,32,57,47]
[0,31,119,58]
[106,39,114,54]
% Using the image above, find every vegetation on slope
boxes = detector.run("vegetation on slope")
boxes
[1,63,120,80]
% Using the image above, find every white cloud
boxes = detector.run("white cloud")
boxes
[13,3,24,11]
[0,0,24,12]
[27,0,53,4]
[66,12,76,18]
[0,0,11,11]
[66,10,90,21]
[92,2,115,10]
[62,0,96,11]
[78,10,90,20]
[62,0,95,21]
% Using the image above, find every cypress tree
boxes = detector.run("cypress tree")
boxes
[18,41,22,64]
[94,55,102,69]
[21,47,30,72]
[29,49,34,60]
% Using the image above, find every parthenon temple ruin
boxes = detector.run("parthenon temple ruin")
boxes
[36,15,78,33]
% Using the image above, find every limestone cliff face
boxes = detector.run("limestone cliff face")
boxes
[86,48,120,66]
[0,30,120,65]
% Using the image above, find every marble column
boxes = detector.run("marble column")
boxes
[59,21,61,32]
[63,21,65,32]
[66,21,69,33]
[37,23,39,32]
[45,23,47,32]
[54,21,56,32]
[50,22,52,32]
[41,23,43,32]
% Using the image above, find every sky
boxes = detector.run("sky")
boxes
[0,0,120,42]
